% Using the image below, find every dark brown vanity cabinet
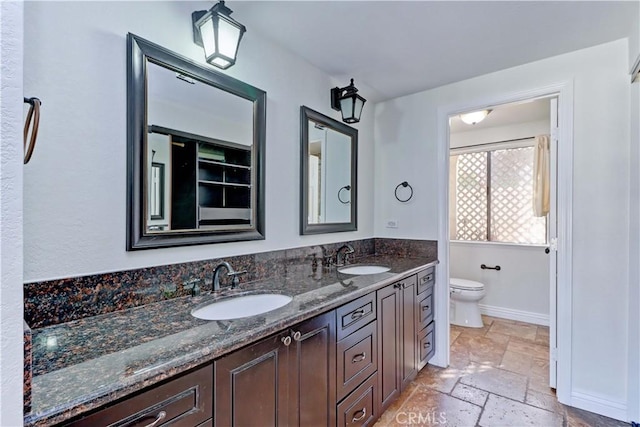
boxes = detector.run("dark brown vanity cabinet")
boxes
[417,267,436,370]
[335,293,379,427]
[376,275,418,413]
[61,266,437,427]
[66,364,213,427]
[214,311,336,427]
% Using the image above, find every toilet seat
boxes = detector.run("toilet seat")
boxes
[450,278,484,291]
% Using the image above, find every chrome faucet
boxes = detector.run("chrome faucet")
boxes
[212,262,246,291]
[336,244,355,267]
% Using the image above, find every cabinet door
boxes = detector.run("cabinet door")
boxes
[376,283,400,413]
[214,333,290,427]
[400,277,418,390]
[289,311,336,427]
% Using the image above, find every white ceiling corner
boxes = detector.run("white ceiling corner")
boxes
[227,0,639,103]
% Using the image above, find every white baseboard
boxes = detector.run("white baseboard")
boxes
[478,304,549,326]
[570,389,628,422]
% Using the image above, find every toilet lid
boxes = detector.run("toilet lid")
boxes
[450,278,484,291]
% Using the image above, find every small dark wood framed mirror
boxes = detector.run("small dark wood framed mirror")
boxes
[127,33,266,250]
[300,106,357,234]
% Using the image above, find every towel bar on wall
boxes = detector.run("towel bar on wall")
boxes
[394,181,413,202]
[24,97,42,164]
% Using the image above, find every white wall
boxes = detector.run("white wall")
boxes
[22,1,375,282]
[0,1,25,423]
[450,242,549,322]
[628,75,640,422]
[374,39,631,416]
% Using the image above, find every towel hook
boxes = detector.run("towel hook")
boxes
[338,185,351,204]
[23,97,42,164]
[394,181,413,202]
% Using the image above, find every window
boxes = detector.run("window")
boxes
[450,143,546,245]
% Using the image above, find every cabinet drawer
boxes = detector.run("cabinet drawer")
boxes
[337,372,378,427]
[68,364,213,427]
[336,293,376,340]
[417,266,435,295]
[337,321,378,401]
[418,322,435,370]
[418,286,434,330]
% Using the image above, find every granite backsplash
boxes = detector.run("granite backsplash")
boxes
[24,238,436,329]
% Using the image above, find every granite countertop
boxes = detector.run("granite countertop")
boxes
[25,255,437,426]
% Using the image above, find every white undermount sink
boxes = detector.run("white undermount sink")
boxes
[191,293,292,320]
[338,265,391,275]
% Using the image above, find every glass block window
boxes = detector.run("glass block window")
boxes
[451,145,546,245]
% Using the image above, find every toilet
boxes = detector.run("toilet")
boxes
[450,278,486,328]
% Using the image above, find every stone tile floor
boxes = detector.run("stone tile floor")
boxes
[374,315,629,427]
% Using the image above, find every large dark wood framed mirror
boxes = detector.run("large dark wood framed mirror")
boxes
[127,33,266,250]
[300,106,357,234]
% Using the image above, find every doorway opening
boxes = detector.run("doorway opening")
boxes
[447,95,558,394]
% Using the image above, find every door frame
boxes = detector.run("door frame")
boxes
[433,81,574,404]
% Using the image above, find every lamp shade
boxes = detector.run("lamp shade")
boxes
[193,1,246,70]
[331,79,367,124]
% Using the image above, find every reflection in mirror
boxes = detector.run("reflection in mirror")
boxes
[127,33,266,250]
[149,162,165,221]
[146,60,254,233]
[307,122,352,224]
[300,106,357,234]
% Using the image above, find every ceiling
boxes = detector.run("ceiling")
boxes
[227,1,639,102]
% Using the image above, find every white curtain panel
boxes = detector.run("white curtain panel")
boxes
[533,135,550,217]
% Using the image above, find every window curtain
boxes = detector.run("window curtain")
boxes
[533,135,550,217]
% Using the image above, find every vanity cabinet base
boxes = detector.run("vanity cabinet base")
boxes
[66,364,212,427]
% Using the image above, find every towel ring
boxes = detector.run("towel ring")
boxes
[394,181,413,202]
[23,97,42,164]
[338,185,351,204]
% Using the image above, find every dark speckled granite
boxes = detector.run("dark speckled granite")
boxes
[374,238,437,259]
[25,238,433,329]
[24,321,32,414]
[24,239,437,426]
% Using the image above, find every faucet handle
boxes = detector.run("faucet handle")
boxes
[323,254,335,269]
[227,270,247,287]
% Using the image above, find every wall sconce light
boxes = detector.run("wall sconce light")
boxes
[460,109,492,125]
[192,1,246,70]
[331,78,367,124]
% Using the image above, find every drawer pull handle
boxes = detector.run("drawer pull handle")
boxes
[352,352,366,363]
[144,411,166,427]
[422,305,430,311]
[292,331,302,341]
[424,342,431,349]
[281,336,292,346]
[421,274,433,283]
[352,408,367,422]
[351,309,365,319]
